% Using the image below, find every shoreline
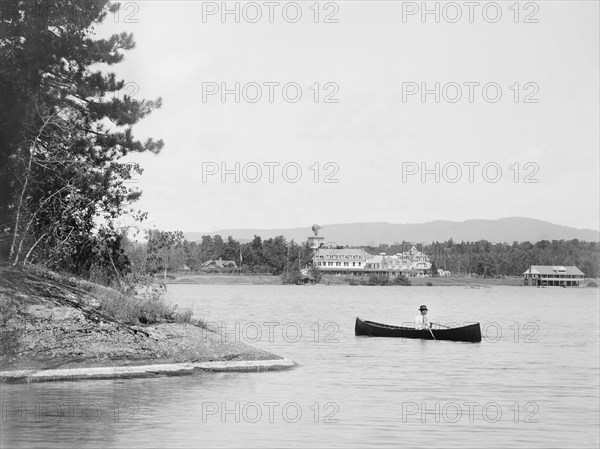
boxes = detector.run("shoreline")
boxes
[0,266,295,383]
[0,358,296,383]
[167,273,528,286]
[167,273,598,287]
[168,274,280,285]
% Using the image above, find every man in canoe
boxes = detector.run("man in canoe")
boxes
[415,305,432,330]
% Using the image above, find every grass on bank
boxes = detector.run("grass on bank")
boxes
[95,287,202,326]
[88,280,208,327]
[4,264,207,328]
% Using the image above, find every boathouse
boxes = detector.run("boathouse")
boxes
[523,265,585,287]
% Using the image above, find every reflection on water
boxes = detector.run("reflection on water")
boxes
[2,285,599,448]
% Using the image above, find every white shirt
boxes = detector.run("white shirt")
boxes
[415,314,430,330]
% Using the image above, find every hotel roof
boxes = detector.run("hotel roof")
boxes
[315,248,372,257]
[523,265,584,276]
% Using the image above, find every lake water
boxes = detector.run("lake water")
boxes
[2,284,599,448]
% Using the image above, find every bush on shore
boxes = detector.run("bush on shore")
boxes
[341,274,411,286]
[96,284,206,327]
[98,288,173,324]
[366,274,390,286]
[19,264,206,327]
[393,275,412,286]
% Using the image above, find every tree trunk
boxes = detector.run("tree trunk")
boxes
[9,111,56,264]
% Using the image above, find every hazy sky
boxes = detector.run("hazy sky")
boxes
[97,1,599,233]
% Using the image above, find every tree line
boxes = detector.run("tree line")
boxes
[126,234,600,279]
[366,239,599,278]
[122,232,316,284]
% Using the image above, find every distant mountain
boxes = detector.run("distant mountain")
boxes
[185,218,599,246]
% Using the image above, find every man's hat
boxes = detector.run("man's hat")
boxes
[419,305,428,311]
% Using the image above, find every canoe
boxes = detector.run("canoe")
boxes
[355,317,482,343]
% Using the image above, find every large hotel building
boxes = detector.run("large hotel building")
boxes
[312,245,432,277]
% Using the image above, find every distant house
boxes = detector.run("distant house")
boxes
[298,268,317,284]
[523,265,585,287]
[437,269,451,277]
[199,258,238,272]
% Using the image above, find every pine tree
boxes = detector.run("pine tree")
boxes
[0,0,163,278]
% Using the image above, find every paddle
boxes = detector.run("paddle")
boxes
[431,322,451,329]
[428,325,436,340]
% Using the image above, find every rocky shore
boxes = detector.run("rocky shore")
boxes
[0,266,293,383]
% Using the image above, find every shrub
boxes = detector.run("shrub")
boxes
[587,281,598,288]
[393,275,412,286]
[425,281,433,286]
[280,270,302,285]
[173,307,208,328]
[247,264,273,274]
[98,288,177,324]
[175,308,194,323]
[368,274,390,286]
[96,277,206,326]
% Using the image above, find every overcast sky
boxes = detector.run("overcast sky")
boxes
[97,1,599,233]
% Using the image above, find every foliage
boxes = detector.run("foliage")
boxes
[244,264,273,274]
[97,286,171,325]
[365,274,390,286]
[139,234,316,278]
[145,230,184,278]
[430,260,439,276]
[125,233,600,282]
[280,269,302,285]
[393,274,411,286]
[368,239,600,278]
[309,264,323,284]
[1,0,163,286]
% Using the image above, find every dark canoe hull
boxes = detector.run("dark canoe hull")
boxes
[355,317,482,343]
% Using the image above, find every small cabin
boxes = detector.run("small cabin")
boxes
[199,258,238,272]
